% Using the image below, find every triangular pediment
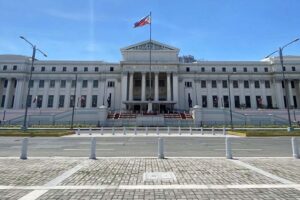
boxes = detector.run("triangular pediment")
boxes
[121,40,179,51]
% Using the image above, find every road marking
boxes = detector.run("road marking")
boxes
[18,160,90,200]
[63,149,114,151]
[0,184,299,190]
[214,149,262,151]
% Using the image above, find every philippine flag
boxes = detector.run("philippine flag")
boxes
[134,15,151,28]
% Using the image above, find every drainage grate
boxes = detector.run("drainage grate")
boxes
[143,172,176,182]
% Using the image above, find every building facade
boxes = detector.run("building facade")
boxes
[0,40,300,113]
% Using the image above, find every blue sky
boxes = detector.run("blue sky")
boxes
[0,0,300,62]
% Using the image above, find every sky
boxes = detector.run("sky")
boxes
[0,0,300,62]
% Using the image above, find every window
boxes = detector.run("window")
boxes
[264,67,268,72]
[233,80,238,88]
[265,80,270,88]
[213,95,218,107]
[52,67,56,72]
[254,67,258,72]
[244,80,249,88]
[92,95,97,107]
[26,95,32,107]
[60,80,66,88]
[201,67,205,72]
[14,80,17,88]
[222,67,226,72]
[93,80,98,88]
[245,96,251,108]
[37,95,43,108]
[31,67,35,71]
[283,66,286,71]
[185,81,192,88]
[291,81,295,88]
[186,67,190,72]
[202,96,207,108]
[282,81,285,88]
[71,80,76,88]
[29,80,34,88]
[254,81,260,88]
[256,96,263,108]
[62,67,67,72]
[73,67,77,72]
[69,95,75,107]
[80,95,86,107]
[95,67,99,72]
[107,81,115,87]
[41,66,45,72]
[82,80,88,88]
[211,80,217,88]
[39,80,44,88]
[110,67,114,71]
[212,67,215,72]
[233,67,237,72]
[48,95,54,108]
[292,66,296,71]
[59,95,65,108]
[243,67,247,72]
[3,65,7,70]
[234,96,240,108]
[159,80,165,87]
[4,80,8,88]
[13,65,17,70]
[223,95,229,108]
[50,80,55,88]
[201,80,206,88]
[84,67,88,72]
[222,80,228,88]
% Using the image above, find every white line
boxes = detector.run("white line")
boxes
[63,149,114,151]
[1,184,300,190]
[18,160,90,200]
[214,149,262,151]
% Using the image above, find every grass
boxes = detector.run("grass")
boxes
[0,129,74,137]
[228,130,300,137]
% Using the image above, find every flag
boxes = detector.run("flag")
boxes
[32,96,37,103]
[134,15,151,28]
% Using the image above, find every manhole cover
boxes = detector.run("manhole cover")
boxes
[143,172,176,182]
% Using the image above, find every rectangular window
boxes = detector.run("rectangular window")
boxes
[212,67,215,72]
[92,95,98,107]
[264,67,268,72]
[255,81,260,88]
[73,67,77,72]
[185,81,192,88]
[80,95,86,107]
[212,95,218,107]
[243,67,247,72]
[234,96,240,108]
[95,67,99,72]
[29,80,34,88]
[293,96,297,108]
[1,95,5,107]
[82,80,88,88]
[282,81,285,88]
[107,81,115,87]
[265,80,270,88]
[233,67,237,72]
[256,96,262,108]
[135,80,141,87]
[254,67,258,72]
[201,80,206,88]
[267,96,273,108]
[71,80,76,88]
[291,81,295,88]
[283,66,286,71]
[110,67,114,71]
[233,80,238,88]
[84,67,88,72]
[93,80,98,88]
[159,80,165,87]
[70,95,75,107]
[48,95,54,108]
[13,65,17,70]
[37,95,43,108]
[244,80,249,88]
[41,66,45,72]
[62,67,67,72]
[201,67,205,72]
[3,65,7,70]
[60,80,66,88]
[222,67,226,72]
[52,67,56,72]
[222,80,228,88]
[292,66,296,71]
[245,96,251,108]
[202,96,207,108]
[50,80,55,88]
[211,80,217,88]
[27,95,32,107]
[223,95,229,108]
[4,80,8,88]
[59,95,65,108]
[39,80,44,88]
[186,67,190,72]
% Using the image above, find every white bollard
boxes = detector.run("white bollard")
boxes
[112,127,115,135]
[201,127,203,135]
[20,138,28,160]
[178,126,181,135]
[158,138,164,159]
[101,126,104,135]
[145,127,148,135]
[156,127,159,135]
[77,128,80,135]
[223,127,226,135]
[123,126,126,135]
[212,127,215,135]
[167,126,170,135]
[89,137,96,159]
[292,137,299,159]
[134,126,137,135]
[226,137,232,159]
[89,127,92,135]
[189,127,192,135]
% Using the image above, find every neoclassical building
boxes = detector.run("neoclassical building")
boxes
[0,40,300,114]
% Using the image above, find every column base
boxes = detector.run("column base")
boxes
[147,102,153,113]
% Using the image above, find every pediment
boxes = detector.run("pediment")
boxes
[121,40,179,51]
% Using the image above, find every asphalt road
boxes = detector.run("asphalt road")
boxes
[0,137,297,157]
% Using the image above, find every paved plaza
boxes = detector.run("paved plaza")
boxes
[0,157,299,199]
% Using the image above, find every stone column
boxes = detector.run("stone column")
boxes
[64,80,71,109]
[86,80,93,108]
[154,72,159,101]
[75,79,82,108]
[275,80,284,108]
[167,72,171,101]
[42,80,50,108]
[250,80,256,109]
[53,80,60,108]
[296,80,300,108]
[128,72,134,101]
[4,78,12,109]
[173,73,179,109]
[261,80,267,108]
[121,73,128,109]
[13,79,25,109]
[287,80,294,108]
[0,78,3,106]
[141,72,146,101]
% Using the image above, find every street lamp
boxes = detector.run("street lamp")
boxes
[265,38,299,131]
[20,36,47,131]
[228,74,233,130]
[70,74,78,129]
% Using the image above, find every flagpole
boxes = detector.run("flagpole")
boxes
[149,11,152,102]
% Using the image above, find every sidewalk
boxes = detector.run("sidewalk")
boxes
[0,157,299,199]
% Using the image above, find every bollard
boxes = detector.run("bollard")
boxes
[212,127,215,135]
[77,128,81,135]
[134,126,137,135]
[189,127,192,135]
[112,127,115,135]
[20,138,28,160]
[222,127,226,135]
[89,127,92,135]
[178,126,181,135]
[89,137,96,159]
[156,127,159,135]
[292,137,299,159]
[145,127,148,135]
[226,137,232,159]
[158,138,164,159]
[201,127,203,135]
[167,126,170,135]
[101,126,104,135]
[123,126,126,135]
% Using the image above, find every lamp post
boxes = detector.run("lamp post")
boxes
[228,74,233,130]
[20,36,47,131]
[265,38,299,131]
[70,74,78,129]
